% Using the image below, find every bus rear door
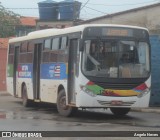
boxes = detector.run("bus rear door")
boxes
[33,43,42,102]
[13,45,20,97]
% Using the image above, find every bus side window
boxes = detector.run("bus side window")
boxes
[26,41,34,63]
[20,42,28,53]
[19,42,28,63]
[61,36,68,50]
[8,45,14,64]
[44,39,51,51]
[52,37,60,50]
[28,42,34,52]
[9,45,14,54]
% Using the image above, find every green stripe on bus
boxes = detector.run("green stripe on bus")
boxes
[7,64,13,77]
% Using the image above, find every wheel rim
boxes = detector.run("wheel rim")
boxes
[59,96,68,110]
[22,86,27,105]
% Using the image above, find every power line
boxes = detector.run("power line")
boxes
[4,0,158,10]
[5,4,74,10]
[84,6,107,14]
[87,0,157,6]
[2,0,160,20]
[80,0,90,10]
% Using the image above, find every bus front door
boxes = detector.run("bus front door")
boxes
[13,46,19,97]
[68,39,78,104]
[33,44,42,101]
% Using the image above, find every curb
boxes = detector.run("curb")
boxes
[0,91,10,96]
[131,108,160,113]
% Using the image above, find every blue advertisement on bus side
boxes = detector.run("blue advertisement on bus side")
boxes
[41,63,67,80]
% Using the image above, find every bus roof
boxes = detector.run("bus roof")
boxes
[9,24,148,43]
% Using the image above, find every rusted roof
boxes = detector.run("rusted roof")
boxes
[79,2,160,24]
[20,17,38,26]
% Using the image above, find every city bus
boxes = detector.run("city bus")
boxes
[7,24,151,117]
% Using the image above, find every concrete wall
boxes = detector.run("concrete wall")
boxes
[150,35,160,106]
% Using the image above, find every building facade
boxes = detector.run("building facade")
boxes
[79,3,160,34]
[0,38,8,91]
[16,17,37,37]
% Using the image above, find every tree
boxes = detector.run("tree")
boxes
[0,2,20,37]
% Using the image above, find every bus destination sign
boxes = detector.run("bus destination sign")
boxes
[106,28,129,36]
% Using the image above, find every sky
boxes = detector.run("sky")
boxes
[0,0,159,20]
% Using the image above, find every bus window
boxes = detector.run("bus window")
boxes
[44,39,51,51]
[9,45,14,54]
[8,45,14,64]
[61,37,67,50]
[42,51,50,63]
[50,52,57,62]
[52,38,60,50]
[20,42,28,53]
[43,39,51,63]
[28,42,34,52]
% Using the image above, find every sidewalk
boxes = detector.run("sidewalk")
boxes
[131,107,160,113]
[0,91,9,95]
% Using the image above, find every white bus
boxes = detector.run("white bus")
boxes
[7,24,151,116]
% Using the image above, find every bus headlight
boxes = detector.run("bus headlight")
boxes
[137,88,150,98]
[80,85,97,97]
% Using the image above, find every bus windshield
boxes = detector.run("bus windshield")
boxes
[82,39,150,78]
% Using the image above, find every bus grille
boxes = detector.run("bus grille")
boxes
[95,82,140,90]
[97,100,136,106]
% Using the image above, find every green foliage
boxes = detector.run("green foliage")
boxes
[0,2,20,37]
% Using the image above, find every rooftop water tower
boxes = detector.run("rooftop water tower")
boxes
[38,0,58,20]
[59,0,81,20]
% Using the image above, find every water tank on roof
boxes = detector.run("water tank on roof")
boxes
[59,0,81,20]
[38,0,58,20]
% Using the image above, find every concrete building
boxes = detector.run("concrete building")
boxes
[16,17,37,37]
[79,3,160,34]
[36,20,74,30]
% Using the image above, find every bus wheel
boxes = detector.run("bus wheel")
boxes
[22,85,32,107]
[57,90,77,117]
[110,108,130,116]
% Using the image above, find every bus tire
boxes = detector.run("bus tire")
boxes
[110,107,130,116]
[22,85,32,107]
[57,89,77,117]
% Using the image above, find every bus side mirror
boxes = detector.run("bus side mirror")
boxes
[79,39,84,51]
